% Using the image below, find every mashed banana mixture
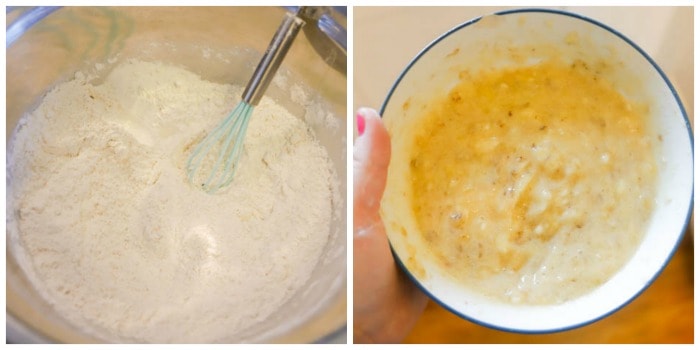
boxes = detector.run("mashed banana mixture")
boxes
[410,60,657,304]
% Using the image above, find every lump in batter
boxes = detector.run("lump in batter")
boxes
[410,60,657,304]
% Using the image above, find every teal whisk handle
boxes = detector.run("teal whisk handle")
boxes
[242,11,305,106]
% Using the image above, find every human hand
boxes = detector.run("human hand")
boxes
[353,108,428,343]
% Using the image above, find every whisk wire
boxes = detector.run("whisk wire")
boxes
[203,104,244,187]
[187,104,237,174]
[214,103,253,190]
[186,102,251,193]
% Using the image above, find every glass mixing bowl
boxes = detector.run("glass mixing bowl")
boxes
[6,6,346,343]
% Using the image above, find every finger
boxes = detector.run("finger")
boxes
[353,108,391,232]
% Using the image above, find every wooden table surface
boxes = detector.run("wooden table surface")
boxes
[404,226,694,344]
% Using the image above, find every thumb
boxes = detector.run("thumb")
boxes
[353,108,391,232]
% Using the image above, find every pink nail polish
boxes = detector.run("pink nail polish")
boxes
[357,112,366,136]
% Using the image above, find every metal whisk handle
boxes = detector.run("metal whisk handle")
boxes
[242,12,305,106]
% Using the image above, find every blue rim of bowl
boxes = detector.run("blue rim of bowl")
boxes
[379,7,694,334]
[6,6,61,47]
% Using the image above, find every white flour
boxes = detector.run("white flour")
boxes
[7,60,337,343]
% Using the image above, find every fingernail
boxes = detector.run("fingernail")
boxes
[357,112,366,136]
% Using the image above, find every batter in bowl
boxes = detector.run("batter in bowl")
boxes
[409,60,658,304]
[6,60,339,342]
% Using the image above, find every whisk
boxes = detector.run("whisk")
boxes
[186,10,305,193]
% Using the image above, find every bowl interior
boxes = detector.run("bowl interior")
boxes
[6,6,346,343]
[380,9,692,332]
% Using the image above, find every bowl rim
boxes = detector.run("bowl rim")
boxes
[379,7,694,334]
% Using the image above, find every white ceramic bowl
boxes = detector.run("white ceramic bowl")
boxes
[380,9,693,333]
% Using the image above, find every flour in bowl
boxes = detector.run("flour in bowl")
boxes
[6,60,338,343]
